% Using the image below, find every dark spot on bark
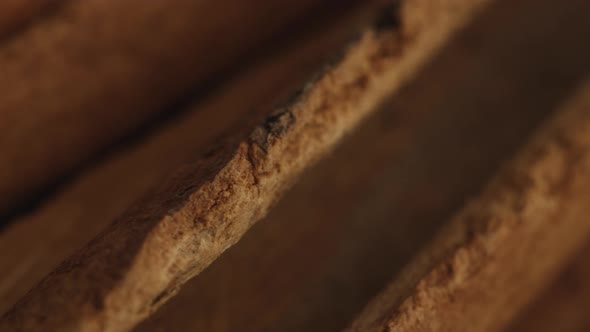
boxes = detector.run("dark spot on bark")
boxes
[323,45,349,70]
[381,308,402,331]
[250,127,270,153]
[355,74,369,89]
[430,261,455,285]
[374,1,402,32]
[249,108,295,152]
[498,170,533,200]
[266,108,295,137]
[150,288,173,308]
[92,292,104,310]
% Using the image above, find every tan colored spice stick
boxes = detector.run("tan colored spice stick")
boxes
[136,0,590,329]
[0,0,492,329]
[348,81,590,332]
[0,2,372,316]
[0,0,326,214]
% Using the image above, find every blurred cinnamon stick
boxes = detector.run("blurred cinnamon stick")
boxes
[0,0,336,215]
[349,80,590,332]
[0,0,54,38]
[506,240,590,332]
[0,0,373,317]
[0,0,493,329]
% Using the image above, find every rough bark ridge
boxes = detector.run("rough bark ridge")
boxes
[0,3,371,316]
[0,0,494,329]
[0,0,325,215]
[348,81,590,332]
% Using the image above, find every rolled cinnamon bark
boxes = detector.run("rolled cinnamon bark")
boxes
[137,0,590,329]
[0,0,372,318]
[0,0,492,329]
[0,0,331,214]
[348,81,590,332]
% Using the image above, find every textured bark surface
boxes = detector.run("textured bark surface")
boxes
[0,0,332,215]
[1,1,589,331]
[136,0,590,330]
[348,81,590,332]
[0,2,372,319]
[0,0,498,329]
